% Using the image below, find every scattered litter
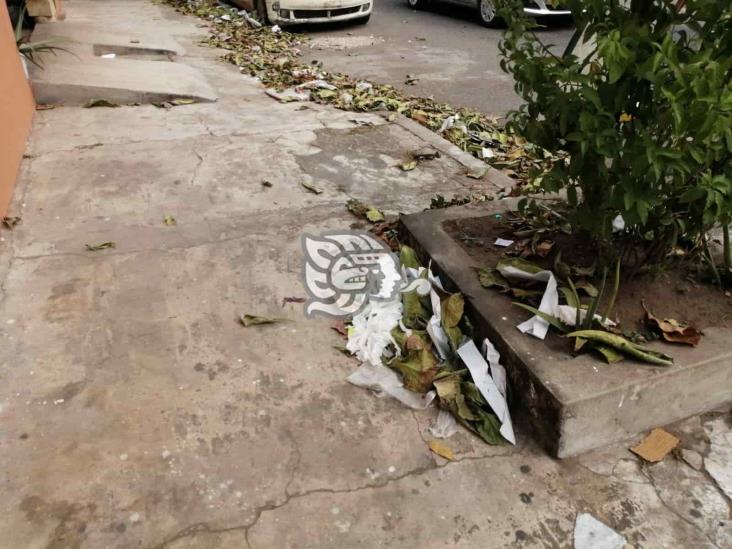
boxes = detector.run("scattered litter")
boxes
[497,259,616,340]
[574,513,626,549]
[130,39,140,44]
[438,115,455,133]
[239,314,288,327]
[494,238,514,247]
[261,180,273,187]
[457,340,515,444]
[83,98,119,108]
[347,299,403,367]
[611,214,626,232]
[300,181,323,194]
[85,242,115,251]
[630,428,679,462]
[355,81,373,91]
[428,440,455,460]
[2,216,21,230]
[482,147,494,159]
[404,74,419,85]
[347,362,435,410]
[100,53,116,59]
[239,10,262,28]
[163,215,177,226]
[296,79,336,91]
[35,104,59,111]
[643,302,701,346]
[271,25,281,33]
[265,88,310,103]
[429,409,458,438]
[282,296,306,307]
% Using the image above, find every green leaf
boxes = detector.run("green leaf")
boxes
[399,245,422,269]
[566,330,673,366]
[389,348,439,393]
[366,207,385,222]
[441,293,464,328]
[592,344,624,364]
[400,160,418,172]
[476,267,510,290]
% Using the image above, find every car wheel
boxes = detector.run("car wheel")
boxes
[406,0,430,10]
[477,0,501,27]
[255,0,269,25]
[354,14,371,24]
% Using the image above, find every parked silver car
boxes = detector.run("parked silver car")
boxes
[406,0,570,27]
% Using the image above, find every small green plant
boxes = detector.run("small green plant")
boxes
[498,0,732,275]
[14,1,70,68]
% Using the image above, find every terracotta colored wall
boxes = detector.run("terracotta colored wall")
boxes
[0,1,35,217]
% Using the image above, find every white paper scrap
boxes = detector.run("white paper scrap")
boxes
[347,363,435,410]
[457,340,515,444]
[494,238,514,247]
[482,338,507,398]
[574,513,626,549]
[347,299,402,367]
[429,409,459,438]
[101,53,116,59]
[482,147,495,159]
[427,315,450,360]
[296,79,336,91]
[611,214,626,233]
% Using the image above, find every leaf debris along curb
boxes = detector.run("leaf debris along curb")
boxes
[161,0,558,188]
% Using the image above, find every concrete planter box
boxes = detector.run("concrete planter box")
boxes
[401,199,732,457]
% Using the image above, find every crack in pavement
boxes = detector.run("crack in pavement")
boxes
[643,466,723,549]
[151,447,516,549]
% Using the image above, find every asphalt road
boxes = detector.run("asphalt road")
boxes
[300,0,574,118]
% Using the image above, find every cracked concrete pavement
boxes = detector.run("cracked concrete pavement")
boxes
[0,1,730,547]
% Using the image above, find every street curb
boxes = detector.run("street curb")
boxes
[390,114,516,190]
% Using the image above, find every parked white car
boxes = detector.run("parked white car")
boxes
[252,0,372,25]
[406,0,570,27]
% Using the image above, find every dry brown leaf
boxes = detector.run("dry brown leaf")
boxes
[330,319,348,337]
[643,302,701,346]
[630,428,679,462]
[428,440,455,461]
[281,296,306,307]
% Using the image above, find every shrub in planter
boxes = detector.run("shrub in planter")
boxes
[498,0,732,273]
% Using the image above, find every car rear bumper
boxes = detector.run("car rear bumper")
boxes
[270,2,372,25]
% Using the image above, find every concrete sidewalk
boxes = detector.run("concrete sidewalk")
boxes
[0,1,729,548]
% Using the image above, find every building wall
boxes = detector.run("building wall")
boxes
[0,0,35,217]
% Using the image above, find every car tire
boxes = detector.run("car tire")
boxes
[354,14,371,25]
[477,0,501,27]
[255,0,269,25]
[406,0,430,10]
